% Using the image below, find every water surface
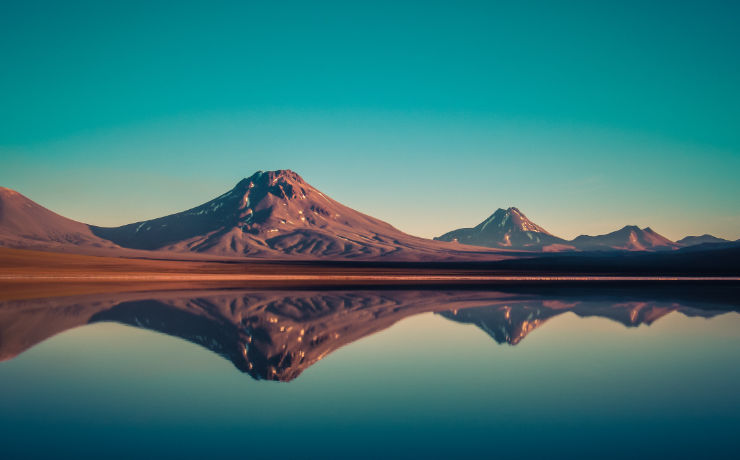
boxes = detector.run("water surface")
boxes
[1,285,738,458]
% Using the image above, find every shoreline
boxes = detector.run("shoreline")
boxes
[1,274,739,282]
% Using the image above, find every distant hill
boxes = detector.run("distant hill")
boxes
[570,225,678,251]
[0,187,120,251]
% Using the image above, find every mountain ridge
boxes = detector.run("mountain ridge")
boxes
[2,171,736,258]
[1,171,513,260]
[437,209,688,252]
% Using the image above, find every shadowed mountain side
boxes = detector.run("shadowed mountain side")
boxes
[1,287,737,381]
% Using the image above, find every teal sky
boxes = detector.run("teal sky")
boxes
[1,0,739,240]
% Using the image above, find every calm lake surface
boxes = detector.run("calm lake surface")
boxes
[1,285,739,459]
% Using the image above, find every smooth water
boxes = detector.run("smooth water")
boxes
[0,286,739,459]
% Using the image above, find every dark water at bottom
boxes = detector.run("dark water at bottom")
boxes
[0,286,738,458]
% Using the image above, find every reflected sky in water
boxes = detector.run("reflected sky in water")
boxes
[1,287,739,459]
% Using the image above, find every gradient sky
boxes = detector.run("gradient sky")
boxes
[1,0,739,240]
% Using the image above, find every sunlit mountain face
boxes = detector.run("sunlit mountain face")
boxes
[1,171,520,260]
[5,172,737,261]
[2,287,737,381]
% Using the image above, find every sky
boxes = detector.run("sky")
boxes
[1,0,739,240]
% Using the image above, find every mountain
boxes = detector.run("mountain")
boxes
[89,170,502,260]
[676,234,729,247]
[0,187,119,251]
[3,174,729,259]
[570,225,677,251]
[434,207,572,251]
[435,207,690,253]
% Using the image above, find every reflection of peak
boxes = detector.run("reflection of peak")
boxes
[90,293,406,381]
[438,299,715,346]
[81,291,517,381]
[440,304,559,344]
[1,289,737,381]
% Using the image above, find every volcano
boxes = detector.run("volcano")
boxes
[434,207,572,251]
[88,170,502,260]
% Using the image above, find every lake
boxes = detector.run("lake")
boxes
[1,284,739,458]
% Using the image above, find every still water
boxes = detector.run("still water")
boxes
[1,285,739,458]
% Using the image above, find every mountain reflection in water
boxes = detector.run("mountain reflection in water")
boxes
[1,285,738,382]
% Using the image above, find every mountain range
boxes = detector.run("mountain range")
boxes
[435,207,732,252]
[1,169,735,259]
[90,169,490,259]
[1,171,508,260]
